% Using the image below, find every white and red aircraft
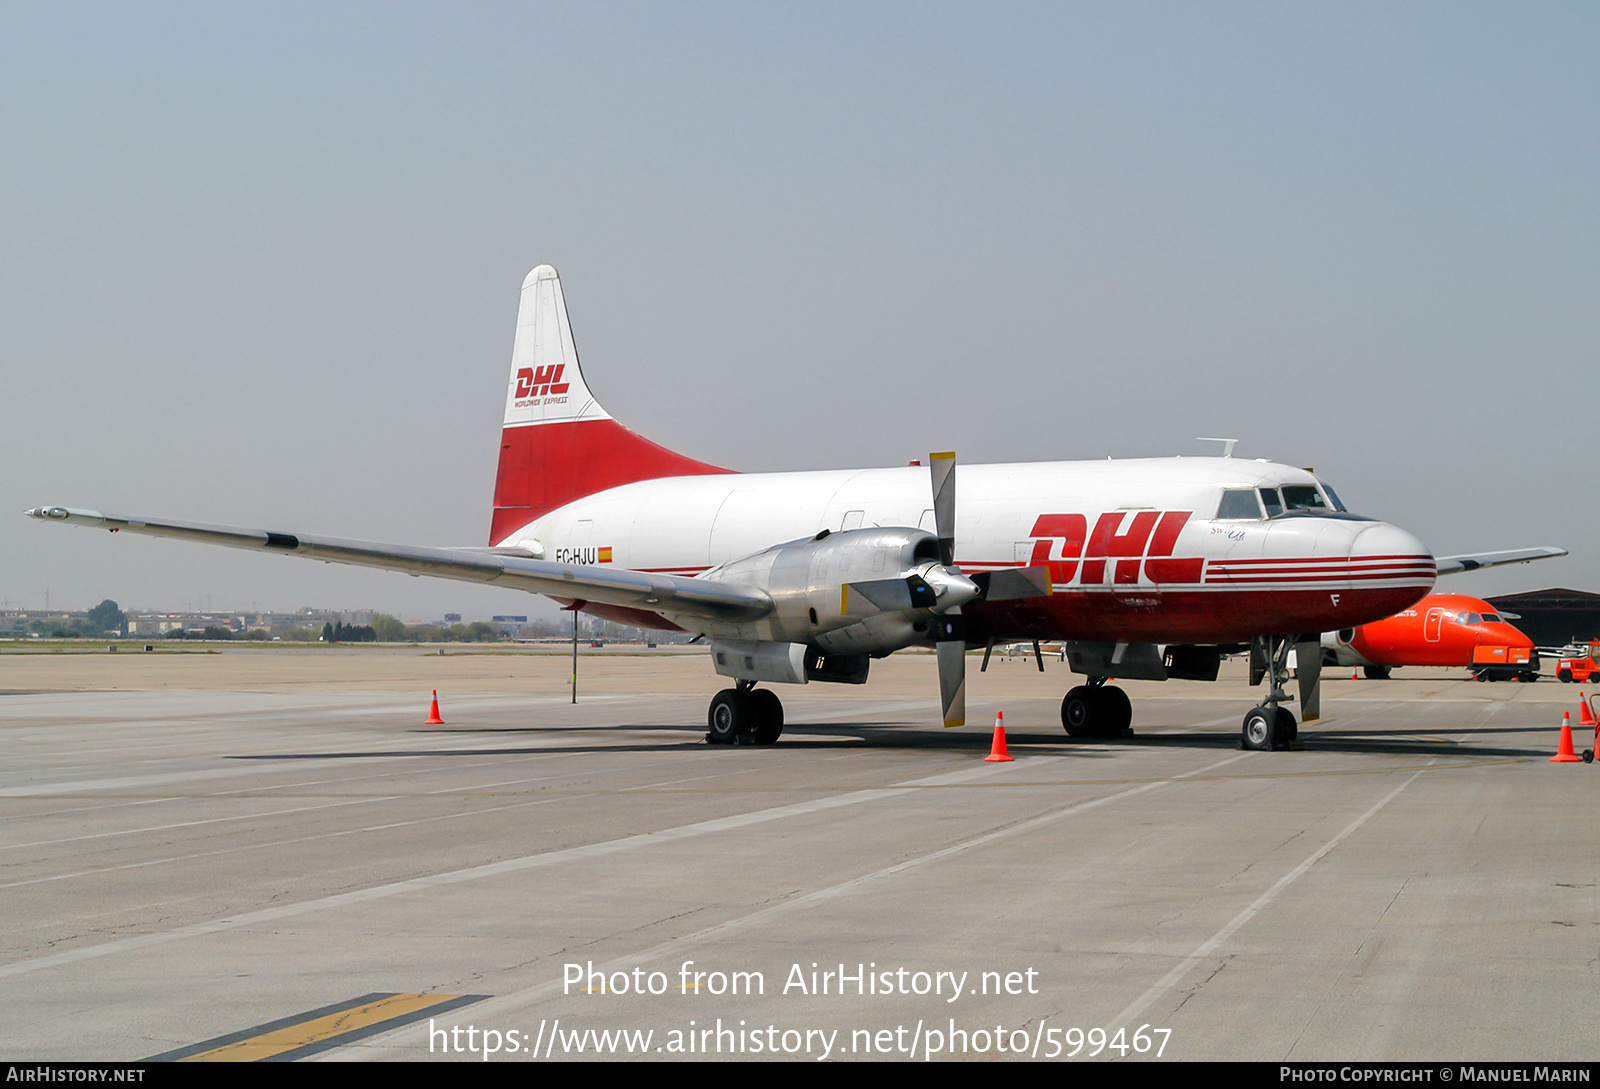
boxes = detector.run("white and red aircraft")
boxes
[31,264,1535,751]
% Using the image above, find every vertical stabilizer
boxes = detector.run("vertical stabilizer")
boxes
[489,266,732,544]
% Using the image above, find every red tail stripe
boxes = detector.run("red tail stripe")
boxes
[490,419,732,545]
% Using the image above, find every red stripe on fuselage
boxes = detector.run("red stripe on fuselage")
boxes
[969,582,1425,643]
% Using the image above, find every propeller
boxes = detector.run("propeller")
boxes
[841,452,1051,729]
[928,453,968,726]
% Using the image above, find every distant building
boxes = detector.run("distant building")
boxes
[1484,588,1600,647]
[121,608,375,638]
[0,610,80,634]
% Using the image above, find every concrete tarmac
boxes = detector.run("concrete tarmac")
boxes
[1,645,1594,1062]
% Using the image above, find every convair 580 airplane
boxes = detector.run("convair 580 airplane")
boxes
[33,264,1498,751]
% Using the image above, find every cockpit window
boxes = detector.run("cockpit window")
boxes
[1321,483,1348,512]
[1258,488,1283,517]
[1482,613,1502,623]
[1217,489,1262,519]
[1281,485,1328,512]
[1457,612,1484,625]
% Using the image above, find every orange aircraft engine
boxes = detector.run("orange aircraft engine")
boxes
[1323,593,1539,681]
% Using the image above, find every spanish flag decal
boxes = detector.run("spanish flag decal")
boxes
[598,547,613,563]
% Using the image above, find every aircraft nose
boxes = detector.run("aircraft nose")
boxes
[1350,522,1437,590]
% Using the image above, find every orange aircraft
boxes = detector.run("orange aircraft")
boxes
[1322,593,1540,681]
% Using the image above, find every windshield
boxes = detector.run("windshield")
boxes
[1253,481,1352,517]
[1281,485,1328,512]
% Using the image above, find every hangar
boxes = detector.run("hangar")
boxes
[1484,588,1600,648]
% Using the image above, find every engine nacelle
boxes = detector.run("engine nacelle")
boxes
[699,527,946,657]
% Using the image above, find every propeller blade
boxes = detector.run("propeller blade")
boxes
[934,611,966,727]
[937,633,967,728]
[1295,636,1322,722]
[929,451,956,566]
[842,575,937,615]
[971,565,1053,602]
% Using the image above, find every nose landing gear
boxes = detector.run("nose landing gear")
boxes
[1241,635,1304,751]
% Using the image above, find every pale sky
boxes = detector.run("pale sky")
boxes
[3,2,1593,621]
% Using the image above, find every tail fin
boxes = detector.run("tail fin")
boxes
[489,266,732,545]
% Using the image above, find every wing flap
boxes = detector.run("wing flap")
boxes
[24,506,772,622]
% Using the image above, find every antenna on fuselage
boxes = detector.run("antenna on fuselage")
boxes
[1197,437,1240,457]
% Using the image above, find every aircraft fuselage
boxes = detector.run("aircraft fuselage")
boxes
[500,456,1435,644]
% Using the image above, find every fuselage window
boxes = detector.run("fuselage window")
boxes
[1258,488,1283,517]
[1217,490,1263,519]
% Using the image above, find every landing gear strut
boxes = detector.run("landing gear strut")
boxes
[1242,635,1299,751]
[707,682,784,745]
[1060,678,1133,738]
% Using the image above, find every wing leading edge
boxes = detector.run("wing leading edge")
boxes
[23,506,772,623]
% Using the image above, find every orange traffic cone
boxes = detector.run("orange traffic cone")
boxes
[985,711,1013,762]
[425,689,445,725]
[1550,711,1582,763]
[1579,694,1596,729]
[1351,668,1359,681]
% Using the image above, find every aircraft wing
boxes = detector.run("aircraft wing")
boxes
[1435,546,1567,576]
[23,506,773,622]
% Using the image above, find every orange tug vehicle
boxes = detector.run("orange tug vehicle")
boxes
[1556,642,1600,685]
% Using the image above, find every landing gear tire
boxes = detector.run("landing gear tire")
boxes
[1061,687,1093,737]
[1242,707,1274,751]
[1275,706,1297,744]
[1061,685,1133,738]
[1101,686,1134,736]
[1242,705,1295,751]
[707,689,746,745]
[748,688,784,745]
[1364,666,1391,680]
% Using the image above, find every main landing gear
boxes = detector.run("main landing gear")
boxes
[1060,679,1133,738]
[706,682,784,745]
